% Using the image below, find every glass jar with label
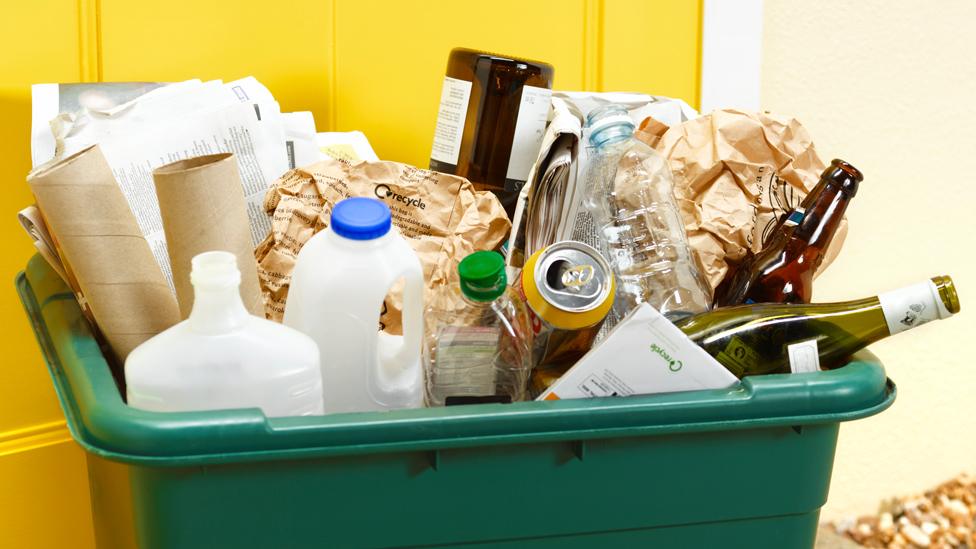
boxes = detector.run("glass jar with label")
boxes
[429,47,554,219]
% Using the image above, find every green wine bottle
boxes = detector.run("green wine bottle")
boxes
[674,276,960,377]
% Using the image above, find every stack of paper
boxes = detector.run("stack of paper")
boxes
[29,78,322,290]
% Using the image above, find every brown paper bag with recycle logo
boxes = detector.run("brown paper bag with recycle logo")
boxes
[255,159,510,333]
[634,109,846,291]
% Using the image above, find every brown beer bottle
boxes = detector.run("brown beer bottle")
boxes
[716,159,862,305]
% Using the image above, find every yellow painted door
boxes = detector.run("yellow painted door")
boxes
[1,2,701,547]
[0,1,99,548]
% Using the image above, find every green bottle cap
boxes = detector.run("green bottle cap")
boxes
[458,251,507,302]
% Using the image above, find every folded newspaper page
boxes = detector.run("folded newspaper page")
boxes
[18,205,67,281]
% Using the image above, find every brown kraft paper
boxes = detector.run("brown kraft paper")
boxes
[255,159,510,332]
[635,109,846,291]
[153,153,264,318]
[27,145,181,365]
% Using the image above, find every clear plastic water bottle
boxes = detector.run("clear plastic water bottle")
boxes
[424,251,532,406]
[582,104,711,320]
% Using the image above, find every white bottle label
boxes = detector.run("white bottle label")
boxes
[430,76,472,166]
[505,85,552,185]
[787,339,821,373]
[878,280,949,335]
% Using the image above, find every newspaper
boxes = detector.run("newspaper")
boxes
[508,92,698,271]
[29,78,317,290]
[17,205,67,281]
[283,111,322,169]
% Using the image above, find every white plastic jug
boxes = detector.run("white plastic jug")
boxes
[125,251,324,417]
[284,197,424,414]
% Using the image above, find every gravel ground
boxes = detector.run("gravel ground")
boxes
[817,526,864,548]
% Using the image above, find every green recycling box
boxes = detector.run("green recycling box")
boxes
[17,254,895,549]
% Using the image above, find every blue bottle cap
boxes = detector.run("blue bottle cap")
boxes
[330,197,392,240]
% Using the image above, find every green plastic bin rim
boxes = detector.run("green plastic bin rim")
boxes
[16,254,895,467]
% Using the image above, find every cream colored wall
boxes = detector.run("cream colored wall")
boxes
[762,0,976,521]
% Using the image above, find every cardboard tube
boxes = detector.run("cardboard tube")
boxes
[27,145,181,366]
[153,153,264,318]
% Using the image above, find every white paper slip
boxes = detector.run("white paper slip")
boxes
[538,303,739,401]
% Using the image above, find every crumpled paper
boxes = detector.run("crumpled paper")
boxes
[255,159,510,333]
[637,109,845,290]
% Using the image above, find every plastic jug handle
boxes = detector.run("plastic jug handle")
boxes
[393,265,423,370]
[369,241,424,407]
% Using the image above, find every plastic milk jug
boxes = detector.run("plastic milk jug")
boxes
[125,251,324,417]
[284,197,425,414]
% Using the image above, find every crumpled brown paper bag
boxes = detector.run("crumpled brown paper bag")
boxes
[255,159,510,333]
[636,109,846,290]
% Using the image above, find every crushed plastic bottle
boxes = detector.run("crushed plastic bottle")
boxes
[582,104,711,320]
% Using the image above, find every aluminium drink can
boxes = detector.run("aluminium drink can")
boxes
[518,241,615,394]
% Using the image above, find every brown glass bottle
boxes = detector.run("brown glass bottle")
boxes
[716,159,862,306]
[714,186,823,305]
[429,48,555,219]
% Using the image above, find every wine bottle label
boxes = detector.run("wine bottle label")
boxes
[505,85,552,188]
[878,280,951,335]
[787,339,821,373]
[430,77,472,166]
[716,336,761,377]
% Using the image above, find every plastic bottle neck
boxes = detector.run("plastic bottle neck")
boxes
[188,284,250,335]
[187,252,250,335]
[589,123,635,149]
[326,225,391,249]
[459,292,498,308]
[791,181,852,250]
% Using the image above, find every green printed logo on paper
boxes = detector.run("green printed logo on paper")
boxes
[650,343,682,372]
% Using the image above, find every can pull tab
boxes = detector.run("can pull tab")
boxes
[545,260,600,300]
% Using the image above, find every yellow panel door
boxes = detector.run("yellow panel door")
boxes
[334,0,701,166]
[0,0,98,545]
[98,0,337,136]
[332,0,587,165]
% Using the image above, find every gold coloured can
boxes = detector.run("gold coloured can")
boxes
[518,241,615,393]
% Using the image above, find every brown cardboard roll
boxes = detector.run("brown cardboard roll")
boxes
[27,145,181,366]
[153,153,264,318]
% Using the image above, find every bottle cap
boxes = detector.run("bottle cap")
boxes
[330,197,392,240]
[931,275,960,315]
[458,251,507,302]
